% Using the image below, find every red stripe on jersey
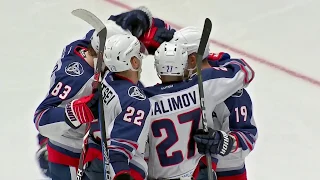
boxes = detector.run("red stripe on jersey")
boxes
[47,144,80,167]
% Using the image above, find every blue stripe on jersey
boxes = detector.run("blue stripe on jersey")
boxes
[36,107,65,126]
[129,162,146,178]
[48,141,81,158]
[233,133,249,150]
[109,152,130,172]
[143,60,243,97]
[217,165,246,177]
[110,140,135,153]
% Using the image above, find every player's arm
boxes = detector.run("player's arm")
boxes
[203,57,255,106]
[34,58,96,139]
[108,100,151,180]
[224,93,258,158]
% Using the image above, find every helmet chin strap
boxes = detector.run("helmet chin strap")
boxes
[186,64,197,79]
[130,59,143,79]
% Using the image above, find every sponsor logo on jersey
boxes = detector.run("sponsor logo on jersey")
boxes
[128,86,146,100]
[65,62,84,77]
[161,84,173,90]
[220,131,229,155]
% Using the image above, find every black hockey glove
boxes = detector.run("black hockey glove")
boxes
[193,128,235,156]
[140,27,175,55]
[36,138,51,178]
[109,6,152,37]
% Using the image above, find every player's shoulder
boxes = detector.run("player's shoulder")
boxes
[143,80,199,98]
[224,88,252,108]
[64,29,94,51]
[52,56,93,81]
[200,66,234,81]
[102,73,150,110]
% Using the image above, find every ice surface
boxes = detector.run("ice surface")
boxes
[1,0,318,179]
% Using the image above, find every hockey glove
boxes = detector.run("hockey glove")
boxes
[65,91,99,129]
[109,6,152,37]
[193,128,235,156]
[207,52,231,67]
[140,27,175,55]
[36,138,51,178]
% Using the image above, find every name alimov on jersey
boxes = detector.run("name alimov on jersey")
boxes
[143,58,255,179]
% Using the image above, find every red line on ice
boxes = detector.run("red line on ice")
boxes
[104,0,320,87]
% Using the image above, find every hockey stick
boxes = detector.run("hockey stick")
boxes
[71,9,111,180]
[195,18,217,180]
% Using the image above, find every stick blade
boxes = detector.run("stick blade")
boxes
[72,9,105,32]
[197,18,212,56]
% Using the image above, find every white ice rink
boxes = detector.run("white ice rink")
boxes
[1,0,319,179]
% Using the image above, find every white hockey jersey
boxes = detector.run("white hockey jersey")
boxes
[143,58,254,179]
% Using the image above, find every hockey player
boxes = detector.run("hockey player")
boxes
[34,27,101,179]
[169,27,257,180]
[83,34,152,180]
[194,53,257,180]
[34,6,176,179]
[143,38,254,179]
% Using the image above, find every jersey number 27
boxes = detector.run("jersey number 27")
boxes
[151,108,201,167]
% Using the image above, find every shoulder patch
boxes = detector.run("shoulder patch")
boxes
[231,89,243,97]
[128,86,146,101]
[65,62,84,77]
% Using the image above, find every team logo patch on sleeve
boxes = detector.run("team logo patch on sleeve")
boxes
[128,86,146,100]
[65,62,84,76]
[231,89,243,97]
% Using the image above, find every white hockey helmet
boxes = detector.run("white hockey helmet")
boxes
[91,20,132,53]
[154,42,188,77]
[170,26,210,59]
[103,34,148,72]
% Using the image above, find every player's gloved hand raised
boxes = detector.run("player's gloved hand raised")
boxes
[208,52,231,61]
[140,27,175,55]
[193,128,235,156]
[64,91,99,129]
[36,138,51,178]
[207,52,231,67]
[109,6,152,37]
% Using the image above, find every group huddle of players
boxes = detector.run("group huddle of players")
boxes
[34,6,258,180]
